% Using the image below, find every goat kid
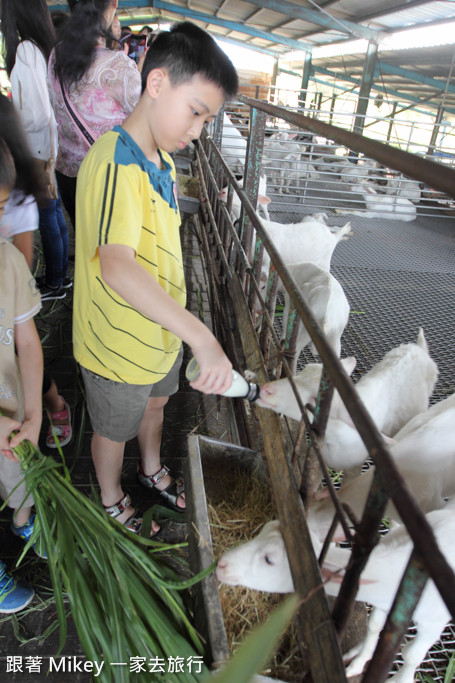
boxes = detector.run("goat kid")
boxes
[219,174,270,221]
[256,329,438,472]
[336,182,417,222]
[308,391,455,539]
[216,503,455,683]
[280,262,350,374]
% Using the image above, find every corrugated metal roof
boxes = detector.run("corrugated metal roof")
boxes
[46,1,455,54]
[46,1,455,115]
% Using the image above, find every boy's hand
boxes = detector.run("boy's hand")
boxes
[0,416,22,461]
[190,340,233,396]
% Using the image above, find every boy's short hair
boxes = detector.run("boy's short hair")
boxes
[141,21,238,101]
[0,136,16,189]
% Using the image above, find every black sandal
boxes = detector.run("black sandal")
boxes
[103,492,160,536]
[137,464,185,513]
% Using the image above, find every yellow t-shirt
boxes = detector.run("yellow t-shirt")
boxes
[73,126,186,384]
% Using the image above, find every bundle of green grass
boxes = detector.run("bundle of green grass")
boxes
[10,438,210,683]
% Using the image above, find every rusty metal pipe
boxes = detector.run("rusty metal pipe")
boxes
[239,95,455,198]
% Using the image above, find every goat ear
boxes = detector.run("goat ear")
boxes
[381,434,397,447]
[321,564,345,584]
[258,194,271,206]
[340,357,356,376]
[332,526,347,543]
[288,132,298,140]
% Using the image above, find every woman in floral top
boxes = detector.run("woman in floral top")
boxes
[48,0,141,229]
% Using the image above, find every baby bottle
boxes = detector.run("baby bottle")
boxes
[185,357,259,402]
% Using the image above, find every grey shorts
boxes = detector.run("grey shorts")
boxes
[80,346,183,443]
[0,458,33,510]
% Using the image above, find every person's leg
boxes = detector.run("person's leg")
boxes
[138,396,185,509]
[43,374,65,413]
[12,505,33,528]
[43,373,72,449]
[55,171,76,231]
[55,194,70,280]
[80,366,160,535]
[91,432,127,510]
[38,200,64,288]
[92,432,160,533]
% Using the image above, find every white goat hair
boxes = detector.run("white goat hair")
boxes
[280,155,320,194]
[339,159,378,184]
[337,183,417,222]
[217,191,350,281]
[220,113,247,175]
[262,133,302,193]
[256,329,438,471]
[308,392,455,539]
[256,219,351,341]
[281,262,350,373]
[216,502,455,683]
[384,175,422,204]
[219,174,270,221]
[259,217,351,291]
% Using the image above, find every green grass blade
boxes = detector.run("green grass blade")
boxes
[206,595,299,683]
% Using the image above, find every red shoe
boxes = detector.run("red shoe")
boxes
[46,397,72,448]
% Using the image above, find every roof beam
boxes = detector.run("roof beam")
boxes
[351,0,446,24]
[312,64,455,115]
[115,0,314,51]
[310,75,455,117]
[294,0,437,41]
[377,60,455,96]
[243,0,380,41]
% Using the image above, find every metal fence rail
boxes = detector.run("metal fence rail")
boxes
[194,96,455,683]
[221,95,455,218]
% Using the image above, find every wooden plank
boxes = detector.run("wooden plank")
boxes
[184,436,229,667]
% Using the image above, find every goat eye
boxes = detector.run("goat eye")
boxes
[265,555,274,565]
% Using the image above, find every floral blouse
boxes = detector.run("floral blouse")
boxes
[48,46,141,177]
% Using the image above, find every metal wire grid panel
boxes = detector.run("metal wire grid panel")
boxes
[272,207,455,680]
[201,102,455,680]
[220,102,455,218]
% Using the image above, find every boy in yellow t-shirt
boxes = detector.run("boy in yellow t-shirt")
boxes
[74,22,238,536]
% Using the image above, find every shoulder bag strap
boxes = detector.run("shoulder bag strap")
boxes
[58,72,96,147]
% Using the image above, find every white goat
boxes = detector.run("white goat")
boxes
[257,219,351,342]
[339,159,379,185]
[259,217,351,290]
[256,329,438,472]
[262,132,302,193]
[308,392,455,539]
[383,175,422,204]
[221,113,247,175]
[217,191,350,283]
[216,502,455,683]
[219,174,270,221]
[281,262,350,373]
[281,155,320,193]
[337,183,417,222]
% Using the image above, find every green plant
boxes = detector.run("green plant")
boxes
[206,595,299,682]
[418,649,455,682]
[5,437,213,683]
